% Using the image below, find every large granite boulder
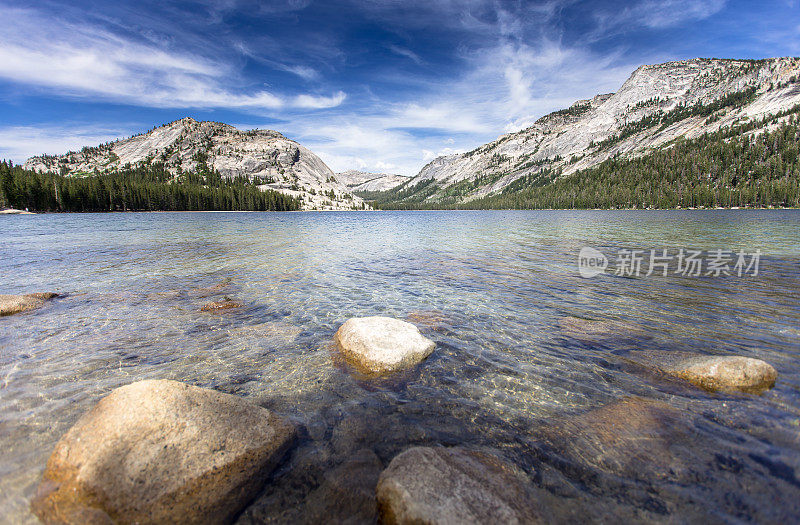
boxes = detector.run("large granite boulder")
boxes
[31,379,296,524]
[669,356,777,393]
[0,292,58,316]
[376,447,540,524]
[334,316,435,374]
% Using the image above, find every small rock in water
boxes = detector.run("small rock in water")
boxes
[31,379,296,524]
[670,356,777,393]
[201,296,244,312]
[376,446,541,524]
[334,316,436,375]
[558,315,645,343]
[0,292,58,316]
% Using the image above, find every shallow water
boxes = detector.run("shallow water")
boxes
[1,210,799,523]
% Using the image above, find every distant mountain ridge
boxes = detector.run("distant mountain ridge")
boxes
[378,57,800,207]
[24,118,366,211]
[335,170,410,192]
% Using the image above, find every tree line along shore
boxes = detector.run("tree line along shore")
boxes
[0,161,300,213]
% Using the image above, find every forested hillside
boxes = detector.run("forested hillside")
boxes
[383,57,800,206]
[0,161,300,212]
[371,109,800,210]
[22,117,365,211]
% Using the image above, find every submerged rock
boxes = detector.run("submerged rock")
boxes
[0,292,58,316]
[229,321,303,345]
[543,397,693,480]
[31,379,296,524]
[304,448,383,524]
[669,356,777,393]
[334,316,436,375]
[201,297,244,312]
[376,446,540,524]
[190,278,233,298]
[558,315,646,343]
[406,310,450,332]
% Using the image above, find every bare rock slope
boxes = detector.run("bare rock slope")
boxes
[393,57,800,204]
[335,170,409,192]
[24,118,365,211]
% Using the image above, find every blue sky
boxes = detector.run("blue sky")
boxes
[1,0,798,175]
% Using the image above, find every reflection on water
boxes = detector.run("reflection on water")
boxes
[1,210,800,523]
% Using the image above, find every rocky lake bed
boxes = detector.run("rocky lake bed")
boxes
[2,210,800,523]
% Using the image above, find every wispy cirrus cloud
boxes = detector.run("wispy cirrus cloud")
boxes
[388,45,424,65]
[591,0,728,37]
[0,125,125,162]
[0,5,344,110]
[634,0,727,28]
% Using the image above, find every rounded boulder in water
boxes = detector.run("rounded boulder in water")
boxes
[334,316,436,375]
[31,379,296,524]
[671,356,777,393]
[0,292,58,316]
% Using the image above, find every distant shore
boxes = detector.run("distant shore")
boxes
[3,207,799,215]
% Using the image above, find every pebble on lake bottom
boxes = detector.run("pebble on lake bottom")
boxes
[200,297,244,312]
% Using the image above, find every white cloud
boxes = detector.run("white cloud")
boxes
[375,161,398,170]
[232,40,321,80]
[293,92,347,109]
[389,45,423,64]
[296,122,422,175]
[394,103,495,134]
[0,6,344,110]
[0,125,125,162]
[637,0,727,28]
[283,65,320,80]
[593,0,727,35]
